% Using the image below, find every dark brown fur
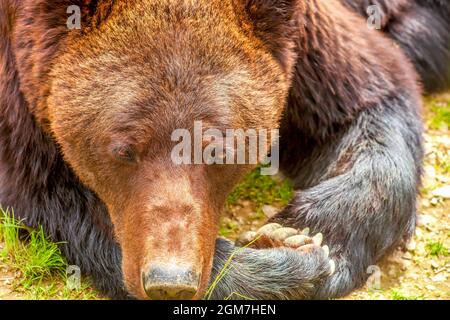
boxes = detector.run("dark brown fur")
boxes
[342,0,450,93]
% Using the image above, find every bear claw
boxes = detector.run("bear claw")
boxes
[283,235,312,247]
[237,231,258,245]
[256,223,282,236]
[329,260,336,275]
[322,245,330,258]
[270,227,298,242]
[237,225,331,258]
[312,233,323,246]
[301,227,310,236]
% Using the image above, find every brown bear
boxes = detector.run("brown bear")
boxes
[1,0,424,300]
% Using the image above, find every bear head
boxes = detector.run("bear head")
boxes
[18,0,301,299]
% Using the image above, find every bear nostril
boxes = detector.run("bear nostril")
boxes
[145,286,197,300]
[142,265,200,300]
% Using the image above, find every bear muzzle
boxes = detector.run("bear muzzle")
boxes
[142,264,200,300]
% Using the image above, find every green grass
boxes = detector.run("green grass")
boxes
[426,240,449,257]
[226,167,294,209]
[428,98,450,130]
[27,280,99,300]
[219,219,240,237]
[0,207,101,299]
[435,152,450,176]
[391,289,423,300]
[0,208,21,256]
[441,159,450,176]
[0,207,67,289]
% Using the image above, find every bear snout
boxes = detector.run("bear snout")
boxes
[142,264,200,300]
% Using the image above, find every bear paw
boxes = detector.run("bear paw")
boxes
[236,223,335,274]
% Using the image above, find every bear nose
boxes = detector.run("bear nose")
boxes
[143,265,200,300]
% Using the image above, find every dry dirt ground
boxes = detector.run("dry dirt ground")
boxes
[0,93,449,300]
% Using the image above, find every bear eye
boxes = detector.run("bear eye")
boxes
[111,145,137,164]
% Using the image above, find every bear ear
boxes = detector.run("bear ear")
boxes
[238,0,301,73]
[75,0,116,28]
[11,0,116,127]
[49,0,115,29]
